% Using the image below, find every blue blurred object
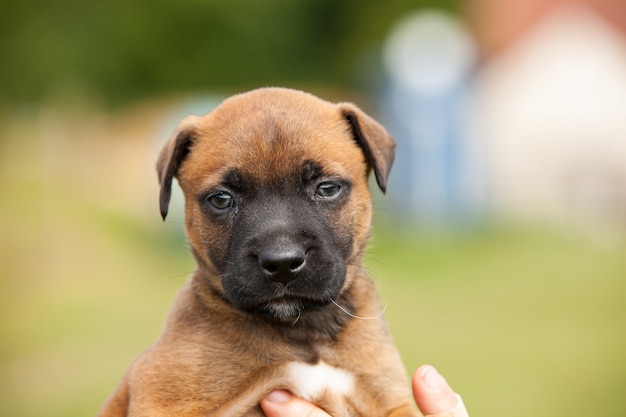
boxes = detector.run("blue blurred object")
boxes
[380,11,482,226]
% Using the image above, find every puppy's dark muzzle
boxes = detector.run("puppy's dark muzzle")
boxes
[258,243,306,285]
[223,196,346,321]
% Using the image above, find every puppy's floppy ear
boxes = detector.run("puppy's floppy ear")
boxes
[156,115,201,220]
[338,103,396,193]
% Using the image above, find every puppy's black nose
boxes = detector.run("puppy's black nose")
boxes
[259,245,306,285]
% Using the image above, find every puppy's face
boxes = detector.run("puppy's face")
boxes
[158,88,394,322]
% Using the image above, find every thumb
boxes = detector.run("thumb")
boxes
[260,390,331,417]
[412,365,469,417]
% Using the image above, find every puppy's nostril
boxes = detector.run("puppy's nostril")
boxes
[290,259,304,271]
[262,262,278,274]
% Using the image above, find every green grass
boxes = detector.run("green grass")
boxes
[1,121,625,417]
[369,225,626,416]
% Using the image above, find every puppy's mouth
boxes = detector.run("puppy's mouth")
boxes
[246,295,331,322]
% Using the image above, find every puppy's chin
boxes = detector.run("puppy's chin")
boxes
[262,299,304,321]
[245,296,331,323]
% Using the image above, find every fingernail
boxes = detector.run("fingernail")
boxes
[421,365,446,390]
[265,390,292,403]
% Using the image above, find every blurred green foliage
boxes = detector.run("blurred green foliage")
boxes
[0,0,460,107]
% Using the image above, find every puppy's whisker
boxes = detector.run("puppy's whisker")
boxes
[331,299,387,320]
[164,270,196,281]
[344,268,377,287]
[291,310,302,326]
[345,262,370,272]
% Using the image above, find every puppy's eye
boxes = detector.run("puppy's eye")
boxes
[207,192,235,210]
[315,182,341,199]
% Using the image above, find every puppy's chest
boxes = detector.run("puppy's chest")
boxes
[283,360,355,400]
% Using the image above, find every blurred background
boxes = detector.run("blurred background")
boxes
[1,0,625,416]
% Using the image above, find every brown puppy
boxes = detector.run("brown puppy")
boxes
[97,87,418,417]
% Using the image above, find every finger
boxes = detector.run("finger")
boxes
[412,365,468,417]
[260,390,331,417]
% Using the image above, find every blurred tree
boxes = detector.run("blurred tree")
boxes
[0,0,460,107]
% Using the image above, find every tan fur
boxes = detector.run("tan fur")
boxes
[98,88,417,417]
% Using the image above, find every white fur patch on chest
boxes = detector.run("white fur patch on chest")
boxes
[284,361,355,400]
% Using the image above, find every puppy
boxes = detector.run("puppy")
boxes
[97,87,418,416]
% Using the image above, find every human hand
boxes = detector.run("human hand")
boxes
[260,364,469,417]
[260,389,330,417]
[412,365,468,417]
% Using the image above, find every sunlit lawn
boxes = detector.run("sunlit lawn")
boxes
[1,116,624,417]
[371,225,626,417]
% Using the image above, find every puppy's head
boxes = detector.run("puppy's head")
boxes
[157,88,394,322]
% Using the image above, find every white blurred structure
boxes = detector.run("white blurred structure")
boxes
[381,2,626,237]
[469,2,626,236]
